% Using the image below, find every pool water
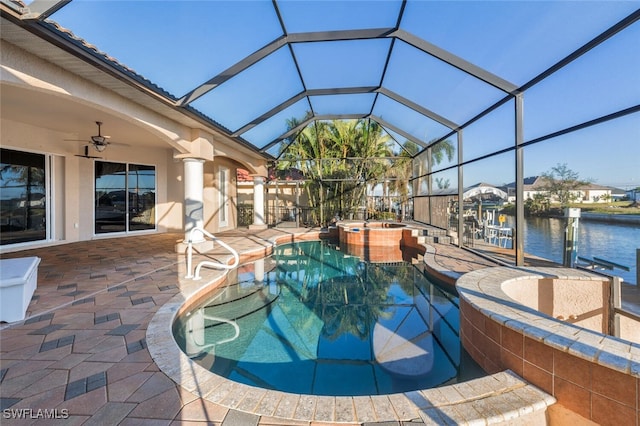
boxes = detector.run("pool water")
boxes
[173,241,483,396]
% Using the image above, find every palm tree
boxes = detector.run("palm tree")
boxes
[278,118,392,224]
[431,138,455,166]
[352,120,391,217]
[387,140,420,219]
[386,138,455,219]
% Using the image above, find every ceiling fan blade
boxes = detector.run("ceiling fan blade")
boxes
[74,145,102,159]
[66,139,129,147]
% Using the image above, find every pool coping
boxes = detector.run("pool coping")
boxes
[456,267,640,378]
[146,227,556,424]
[456,266,640,423]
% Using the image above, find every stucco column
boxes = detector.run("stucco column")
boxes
[254,258,265,283]
[183,158,205,241]
[249,175,268,230]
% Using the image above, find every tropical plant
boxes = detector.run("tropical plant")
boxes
[524,193,550,215]
[386,141,419,217]
[539,163,592,207]
[434,177,450,190]
[277,118,392,224]
[431,138,456,166]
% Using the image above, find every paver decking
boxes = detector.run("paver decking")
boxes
[1,226,637,425]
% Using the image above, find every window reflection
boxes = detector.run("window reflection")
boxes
[95,162,155,234]
[128,165,156,231]
[0,149,46,245]
[95,162,126,233]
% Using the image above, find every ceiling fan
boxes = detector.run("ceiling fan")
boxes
[67,121,128,155]
[88,121,110,152]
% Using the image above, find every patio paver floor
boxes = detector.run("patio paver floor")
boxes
[1,226,638,425]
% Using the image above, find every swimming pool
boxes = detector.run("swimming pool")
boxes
[173,240,482,396]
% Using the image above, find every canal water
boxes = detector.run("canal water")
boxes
[521,217,639,285]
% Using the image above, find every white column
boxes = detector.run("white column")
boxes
[250,175,267,229]
[184,158,205,241]
[254,258,265,283]
[185,308,204,356]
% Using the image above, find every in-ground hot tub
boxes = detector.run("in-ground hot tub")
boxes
[337,221,407,262]
[338,221,406,246]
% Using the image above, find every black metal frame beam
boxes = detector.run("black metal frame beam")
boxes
[370,115,428,148]
[231,86,378,136]
[391,29,520,95]
[20,0,70,19]
[377,88,459,130]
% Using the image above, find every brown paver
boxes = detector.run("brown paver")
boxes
[1,225,637,425]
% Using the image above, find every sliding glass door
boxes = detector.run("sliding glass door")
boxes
[0,149,47,245]
[95,161,155,234]
[128,164,156,231]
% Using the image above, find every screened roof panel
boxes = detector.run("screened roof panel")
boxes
[400,0,640,86]
[240,98,311,148]
[190,46,303,132]
[18,0,635,160]
[278,0,403,33]
[292,39,391,89]
[383,40,505,125]
[49,1,283,98]
[382,127,414,155]
[265,139,296,159]
[309,94,377,116]
[524,21,640,141]
[372,94,453,145]
[463,99,515,163]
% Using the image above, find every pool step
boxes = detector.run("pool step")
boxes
[423,235,452,245]
[410,370,556,425]
[411,228,452,245]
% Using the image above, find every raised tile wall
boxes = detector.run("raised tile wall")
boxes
[337,222,405,247]
[457,268,640,426]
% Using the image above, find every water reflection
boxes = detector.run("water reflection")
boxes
[173,241,485,395]
[523,217,639,284]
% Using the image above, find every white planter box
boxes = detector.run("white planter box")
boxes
[1,256,40,322]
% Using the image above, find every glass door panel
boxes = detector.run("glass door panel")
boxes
[128,164,155,231]
[95,162,126,234]
[0,149,46,245]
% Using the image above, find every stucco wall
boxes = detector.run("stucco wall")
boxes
[1,40,268,248]
[1,118,177,248]
[501,277,608,333]
[203,157,243,233]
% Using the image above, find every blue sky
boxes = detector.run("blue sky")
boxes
[46,0,640,189]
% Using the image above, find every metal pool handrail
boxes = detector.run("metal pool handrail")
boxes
[185,227,240,280]
[185,309,240,357]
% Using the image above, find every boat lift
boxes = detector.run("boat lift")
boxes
[577,256,630,272]
[563,208,631,275]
